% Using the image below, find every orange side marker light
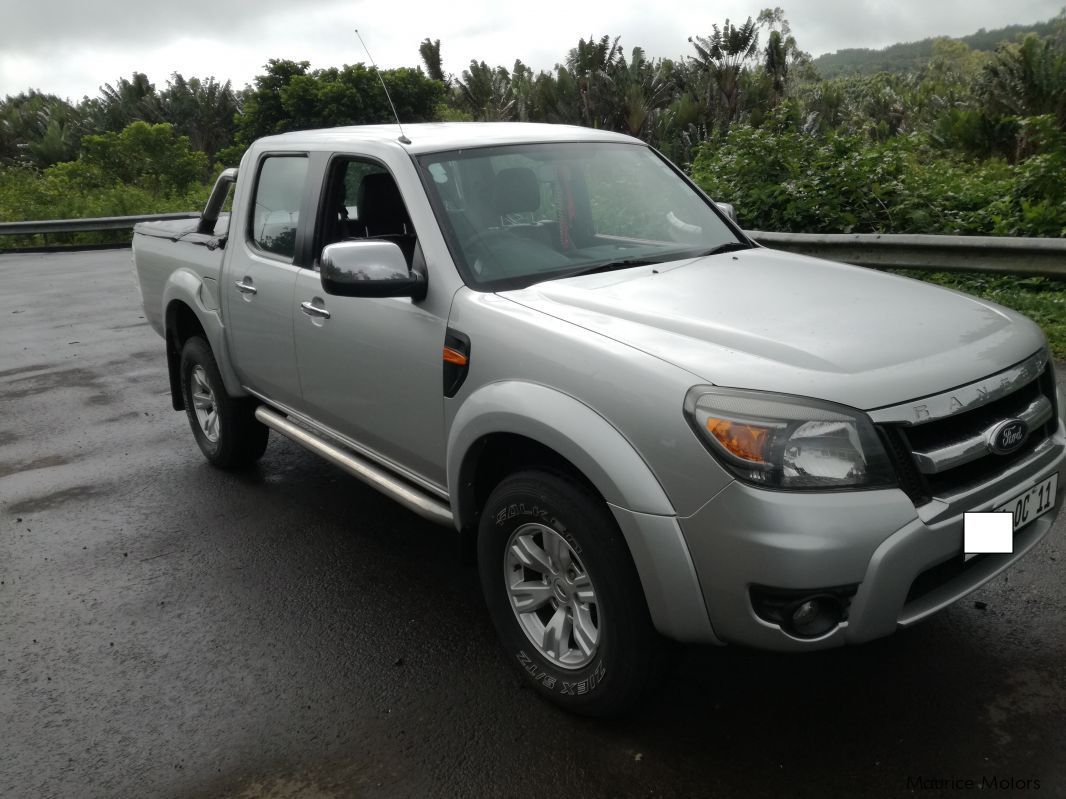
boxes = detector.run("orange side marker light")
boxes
[443,346,468,366]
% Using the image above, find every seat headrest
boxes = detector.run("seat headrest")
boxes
[492,167,540,216]
[357,172,412,232]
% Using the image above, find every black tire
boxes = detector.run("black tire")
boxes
[478,470,658,717]
[179,336,268,468]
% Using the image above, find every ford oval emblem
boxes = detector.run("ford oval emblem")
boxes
[988,418,1029,455]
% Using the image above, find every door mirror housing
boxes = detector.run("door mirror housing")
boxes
[715,202,738,224]
[320,240,426,300]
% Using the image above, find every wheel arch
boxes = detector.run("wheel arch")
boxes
[162,269,244,408]
[448,381,718,643]
[448,382,675,530]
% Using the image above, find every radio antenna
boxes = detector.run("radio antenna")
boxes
[355,29,411,144]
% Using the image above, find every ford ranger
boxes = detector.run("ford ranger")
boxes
[133,122,1065,716]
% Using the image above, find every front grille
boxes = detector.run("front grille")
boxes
[878,362,1058,502]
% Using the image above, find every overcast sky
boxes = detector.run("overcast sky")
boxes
[1,0,1063,102]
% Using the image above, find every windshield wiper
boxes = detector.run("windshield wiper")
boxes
[696,241,755,257]
[556,258,659,280]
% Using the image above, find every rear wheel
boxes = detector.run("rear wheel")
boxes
[478,470,658,717]
[179,336,268,468]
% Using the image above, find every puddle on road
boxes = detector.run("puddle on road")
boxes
[7,484,109,515]
[985,665,1066,746]
[0,365,104,401]
[0,454,70,479]
[224,776,347,799]
[0,362,53,380]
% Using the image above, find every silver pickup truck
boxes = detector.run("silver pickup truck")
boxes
[133,122,1064,716]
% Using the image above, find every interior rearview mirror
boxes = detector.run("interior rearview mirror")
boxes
[320,240,426,300]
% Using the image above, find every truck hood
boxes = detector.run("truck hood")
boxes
[500,247,1045,410]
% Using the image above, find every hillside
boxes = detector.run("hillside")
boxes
[812,14,1063,78]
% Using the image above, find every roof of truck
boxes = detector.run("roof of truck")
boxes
[255,122,640,154]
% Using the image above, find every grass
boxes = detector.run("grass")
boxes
[893,270,1066,361]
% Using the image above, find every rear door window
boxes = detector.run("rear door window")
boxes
[250,155,309,261]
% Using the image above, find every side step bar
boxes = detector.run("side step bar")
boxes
[254,406,454,527]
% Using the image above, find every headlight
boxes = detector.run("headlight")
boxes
[684,386,897,490]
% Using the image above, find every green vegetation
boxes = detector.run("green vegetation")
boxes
[1,8,1064,352]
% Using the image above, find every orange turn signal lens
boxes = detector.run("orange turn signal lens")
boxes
[443,346,468,366]
[705,418,771,463]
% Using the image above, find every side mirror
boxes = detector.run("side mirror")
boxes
[320,240,426,300]
[715,202,739,224]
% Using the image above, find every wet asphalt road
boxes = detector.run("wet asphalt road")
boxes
[1,249,1065,799]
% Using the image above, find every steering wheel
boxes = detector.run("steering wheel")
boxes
[460,227,520,254]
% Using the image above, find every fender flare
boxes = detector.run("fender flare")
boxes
[447,381,718,643]
[162,268,245,398]
[448,381,674,521]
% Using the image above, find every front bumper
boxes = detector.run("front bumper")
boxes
[675,421,1065,651]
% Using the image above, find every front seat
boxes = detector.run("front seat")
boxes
[356,172,417,266]
[492,167,540,220]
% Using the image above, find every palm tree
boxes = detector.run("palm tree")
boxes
[86,72,162,133]
[982,34,1066,127]
[565,35,623,128]
[689,18,760,133]
[608,48,675,138]
[159,74,240,159]
[419,39,447,85]
[0,91,83,166]
[458,61,515,121]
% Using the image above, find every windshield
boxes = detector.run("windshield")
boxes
[416,142,745,290]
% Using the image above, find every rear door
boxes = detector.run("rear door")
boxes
[225,153,309,407]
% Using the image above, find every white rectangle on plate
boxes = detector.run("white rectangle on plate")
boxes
[964,512,1012,554]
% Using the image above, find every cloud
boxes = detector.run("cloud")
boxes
[1,0,1063,101]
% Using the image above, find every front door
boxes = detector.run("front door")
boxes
[292,158,447,487]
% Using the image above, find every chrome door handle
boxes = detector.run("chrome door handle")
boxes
[234,280,257,295]
[300,301,331,319]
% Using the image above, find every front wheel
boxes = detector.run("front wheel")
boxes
[478,470,659,717]
[179,336,268,468]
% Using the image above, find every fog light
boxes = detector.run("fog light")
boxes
[792,599,820,626]
[786,595,842,637]
[750,584,857,639]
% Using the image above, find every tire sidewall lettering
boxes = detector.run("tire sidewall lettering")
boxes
[516,649,607,696]
[494,502,583,556]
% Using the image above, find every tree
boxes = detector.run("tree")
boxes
[83,72,162,134]
[689,18,761,133]
[68,121,208,193]
[237,60,444,144]
[158,75,241,160]
[419,38,447,84]
[981,33,1066,129]
[236,59,311,143]
[607,48,675,138]
[457,61,514,120]
[0,91,83,166]
[565,35,623,128]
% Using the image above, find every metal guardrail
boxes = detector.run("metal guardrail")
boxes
[749,231,1066,279]
[0,214,1064,278]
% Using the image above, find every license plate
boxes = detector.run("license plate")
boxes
[993,473,1057,533]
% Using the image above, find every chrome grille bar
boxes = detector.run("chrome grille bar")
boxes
[910,395,1054,474]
